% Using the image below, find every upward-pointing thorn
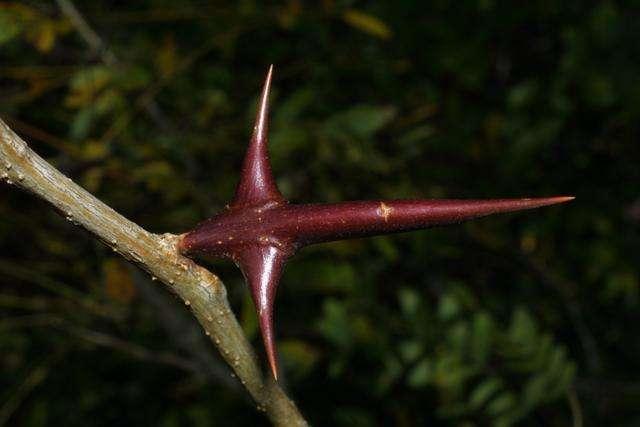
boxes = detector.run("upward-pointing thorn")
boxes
[232,65,285,208]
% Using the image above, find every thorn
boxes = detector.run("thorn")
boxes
[262,312,279,381]
[549,196,575,203]
[236,245,286,381]
[254,65,273,145]
[256,287,279,381]
[232,65,283,207]
[178,69,574,380]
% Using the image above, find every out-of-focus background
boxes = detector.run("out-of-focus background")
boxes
[0,1,638,426]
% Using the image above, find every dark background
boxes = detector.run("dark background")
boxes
[0,1,638,426]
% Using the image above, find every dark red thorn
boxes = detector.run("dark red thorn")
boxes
[287,196,575,245]
[235,245,289,381]
[180,197,574,259]
[178,67,574,381]
[232,65,285,208]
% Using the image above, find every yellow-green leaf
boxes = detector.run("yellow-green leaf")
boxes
[342,9,392,40]
[33,21,56,53]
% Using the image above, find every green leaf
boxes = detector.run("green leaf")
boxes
[438,294,460,321]
[398,287,420,318]
[66,66,113,108]
[317,299,352,349]
[324,105,396,140]
[507,80,539,110]
[469,377,504,410]
[509,308,537,344]
[115,65,152,90]
[280,339,320,379]
[447,321,469,353]
[471,311,494,365]
[274,88,315,124]
[70,107,97,141]
[486,392,516,416]
[342,9,393,40]
[0,9,22,45]
[399,340,422,363]
[521,373,548,410]
[407,358,432,388]
[546,363,577,399]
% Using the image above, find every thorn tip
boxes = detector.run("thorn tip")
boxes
[555,196,575,203]
[254,66,273,143]
[260,310,279,381]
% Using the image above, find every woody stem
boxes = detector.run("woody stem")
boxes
[0,119,308,426]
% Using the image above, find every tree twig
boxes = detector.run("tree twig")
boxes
[55,0,117,65]
[62,324,202,374]
[0,119,308,426]
[0,259,119,319]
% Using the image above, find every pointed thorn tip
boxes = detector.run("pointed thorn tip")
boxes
[510,195,575,209]
[269,356,279,381]
[253,66,273,142]
[263,324,279,381]
[264,65,273,90]
[263,327,279,380]
[543,196,575,205]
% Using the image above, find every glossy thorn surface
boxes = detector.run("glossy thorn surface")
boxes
[179,66,573,380]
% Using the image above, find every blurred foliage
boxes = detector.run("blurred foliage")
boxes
[0,0,638,426]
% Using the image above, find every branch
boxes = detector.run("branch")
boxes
[62,324,203,376]
[55,0,118,66]
[0,119,307,426]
